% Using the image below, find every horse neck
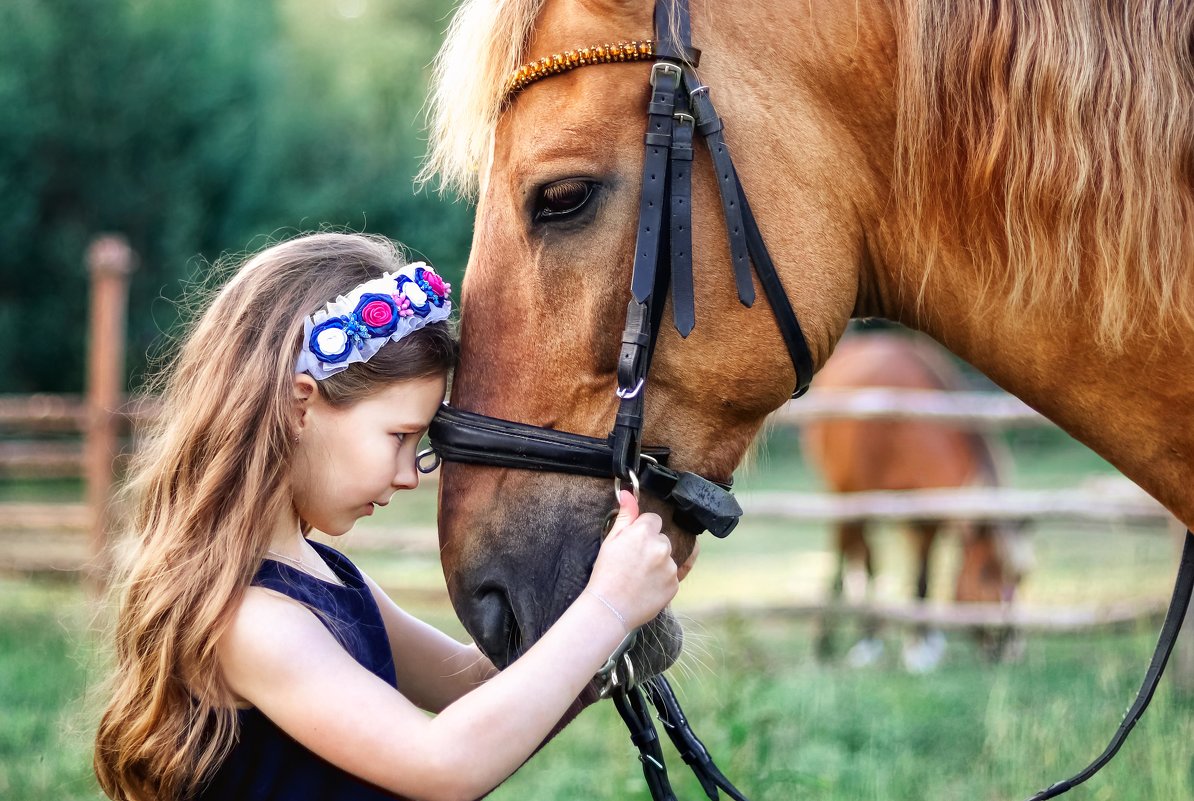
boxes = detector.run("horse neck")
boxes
[884,255,1194,530]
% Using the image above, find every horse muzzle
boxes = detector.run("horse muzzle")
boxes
[437,460,685,676]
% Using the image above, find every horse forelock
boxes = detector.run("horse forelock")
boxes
[419,0,546,198]
[894,0,1194,346]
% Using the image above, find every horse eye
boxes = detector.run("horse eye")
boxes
[534,179,596,223]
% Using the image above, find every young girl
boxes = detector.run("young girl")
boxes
[93,232,680,801]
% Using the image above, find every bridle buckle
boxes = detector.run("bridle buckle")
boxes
[650,61,682,88]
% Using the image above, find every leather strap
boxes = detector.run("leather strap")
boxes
[669,94,696,337]
[630,64,681,304]
[647,676,751,801]
[613,684,679,801]
[1024,529,1194,800]
[426,404,742,538]
[688,82,754,308]
[735,169,815,397]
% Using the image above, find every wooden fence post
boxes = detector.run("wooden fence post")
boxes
[84,235,134,588]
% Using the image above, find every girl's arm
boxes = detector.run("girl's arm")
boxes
[217,493,674,801]
[360,571,497,713]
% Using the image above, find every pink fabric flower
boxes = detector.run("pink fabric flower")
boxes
[424,269,450,298]
[360,299,394,328]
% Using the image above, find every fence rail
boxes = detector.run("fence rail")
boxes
[740,484,1172,526]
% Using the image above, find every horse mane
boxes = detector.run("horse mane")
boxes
[896,1,1194,344]
[422,0,1194,344]
[418,0,545,197]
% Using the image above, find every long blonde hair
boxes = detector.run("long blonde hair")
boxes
[93,233,457,801]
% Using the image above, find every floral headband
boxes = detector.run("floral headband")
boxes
[294,262,453,380]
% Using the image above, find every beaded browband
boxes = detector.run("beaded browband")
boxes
[505,40,655,98]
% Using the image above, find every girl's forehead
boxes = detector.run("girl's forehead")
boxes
[353,375,447,423]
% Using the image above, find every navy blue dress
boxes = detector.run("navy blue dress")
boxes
[197,541,405,800]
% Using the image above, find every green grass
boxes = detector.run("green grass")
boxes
[1,428,1183,800]
[3,575,1192,801]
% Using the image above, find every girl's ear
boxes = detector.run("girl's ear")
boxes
[293,374,319,432]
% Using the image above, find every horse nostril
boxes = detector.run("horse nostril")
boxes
[469,586,520,665]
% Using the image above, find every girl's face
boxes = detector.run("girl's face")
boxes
[291,374,447,536]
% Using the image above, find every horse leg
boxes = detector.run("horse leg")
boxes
[960,522,1025,662]
[817,521,853,659]
[838,520,885,667]
[903,521,946,673]
[818,520,876,662]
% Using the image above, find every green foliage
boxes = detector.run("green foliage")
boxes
[0,0,472,393]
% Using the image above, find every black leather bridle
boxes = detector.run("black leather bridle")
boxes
[423,0,815,544]
[420,1,1194,799]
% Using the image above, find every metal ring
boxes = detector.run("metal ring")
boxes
[415,448,442,474]
[613,469,641,501]
[620,652,636,690]
[616,378,645,399]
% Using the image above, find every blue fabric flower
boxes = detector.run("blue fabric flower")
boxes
[308,317,354,364]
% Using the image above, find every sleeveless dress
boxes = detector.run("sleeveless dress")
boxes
[197,541,405,801]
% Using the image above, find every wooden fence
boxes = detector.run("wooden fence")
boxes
[0,245,1185,660]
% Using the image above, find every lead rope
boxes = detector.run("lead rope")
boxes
[1025,529,1194,800]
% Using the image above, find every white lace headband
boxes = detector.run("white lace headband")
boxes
[294,262,453,381]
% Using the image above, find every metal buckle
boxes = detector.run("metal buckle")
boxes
[650,61,682,88]
[673,112,694,126]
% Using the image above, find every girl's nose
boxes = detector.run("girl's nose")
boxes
[392,458,419,491]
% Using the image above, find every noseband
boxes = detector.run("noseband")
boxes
[420,1,1194,800]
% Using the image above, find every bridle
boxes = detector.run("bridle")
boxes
[418,1,1194,799]
[421,0,815,544]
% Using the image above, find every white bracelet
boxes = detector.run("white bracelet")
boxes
[586,589,629,632]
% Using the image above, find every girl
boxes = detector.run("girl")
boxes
[93,233,680,801]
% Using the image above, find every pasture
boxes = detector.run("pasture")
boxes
[1,427,1186,801]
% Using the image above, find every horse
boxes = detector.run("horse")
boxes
[417,0,1194,770]
[802,330,1033,670]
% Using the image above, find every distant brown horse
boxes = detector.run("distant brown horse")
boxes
[420,0,1194,686]
[803,331,1032,669]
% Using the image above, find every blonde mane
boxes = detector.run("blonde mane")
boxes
[419,0,545,196]
[423,0,1194,343]
[896,1,1194,344]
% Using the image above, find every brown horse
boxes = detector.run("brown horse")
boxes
[420,0,1194,685]
[803,330,1032,669]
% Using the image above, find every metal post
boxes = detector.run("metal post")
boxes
[84,235,134,589]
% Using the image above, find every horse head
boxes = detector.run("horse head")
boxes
[423,0,1194,679]
[424,0,895,673]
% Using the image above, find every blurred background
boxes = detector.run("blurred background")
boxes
[1,1,1190,800]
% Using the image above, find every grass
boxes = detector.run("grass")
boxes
[2,575,1192,801]
[1,426,1186,800]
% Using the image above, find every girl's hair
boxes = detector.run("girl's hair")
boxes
[93,233,457,801]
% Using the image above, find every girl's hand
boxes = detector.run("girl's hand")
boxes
[585,491,678,630]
